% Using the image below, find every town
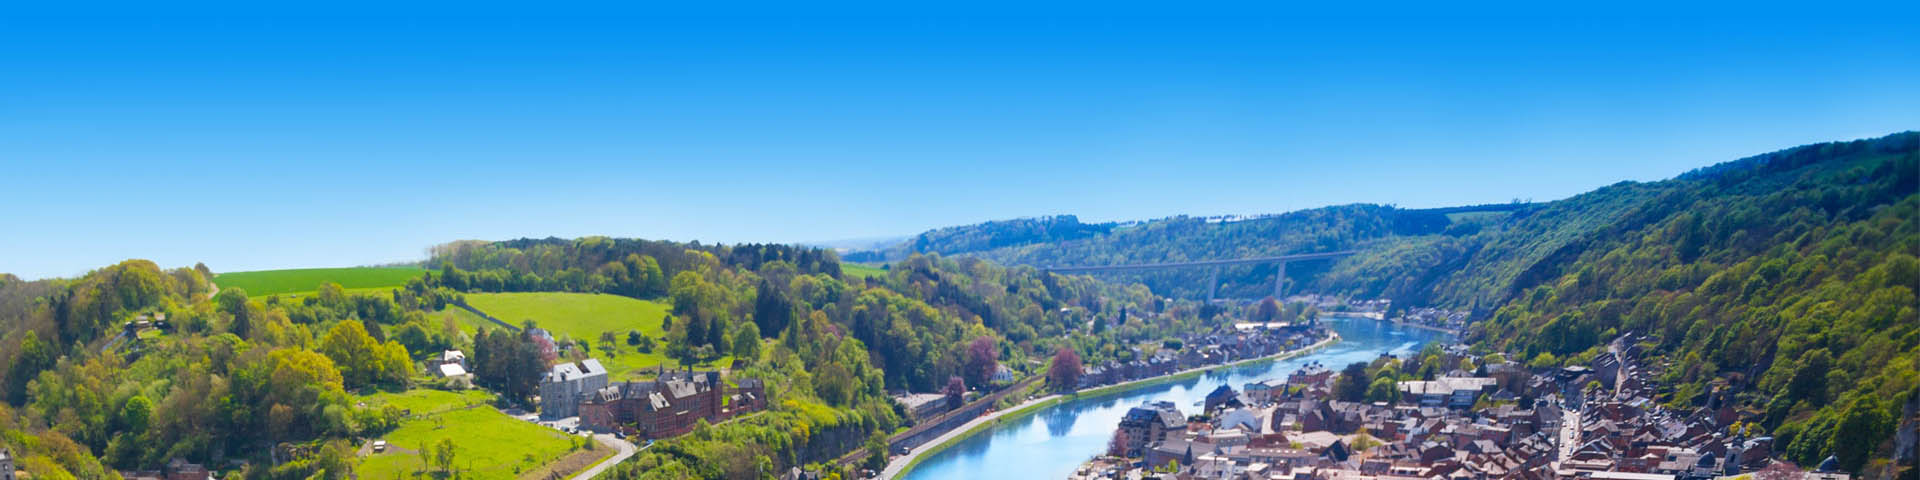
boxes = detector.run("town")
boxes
[1071,332,1880,480]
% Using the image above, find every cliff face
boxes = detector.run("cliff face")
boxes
[797,423,868,466]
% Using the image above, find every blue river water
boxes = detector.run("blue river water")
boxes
[899,316,1452,480]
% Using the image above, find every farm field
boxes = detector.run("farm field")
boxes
[459,292,729,379]
[432,305,501,334]
[213,266,425,296]
[257,286,399,302]
[355,390,587,480]
[462,292,669,341]
[841,263,889,283]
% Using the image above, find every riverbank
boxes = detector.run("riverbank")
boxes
[1385,318,1460,336]
[883,332,1342,480]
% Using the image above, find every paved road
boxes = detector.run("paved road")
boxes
[877,393,1060,479]
[568,435,643,480]
[1556,407,1581,470]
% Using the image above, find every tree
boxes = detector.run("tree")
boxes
[1832,397,1891,472]
[627,330,643,346]
[1049,347,1082,392]
[1788,349,1833,404]
[219,287,253,338]
[320,320,410,388]
[815,364,854,406]
[1253,297,1282,323]
[599,331,619,353]
[1334,362,1370,402]
[732,322,761,362]
[1107,428,1129,457]
[118,395,153,435]
[964,336,999,386]
[432,437,457,474]
[1366,377,1398,403]
[864,431,889,471]
[5,330,56,406]
[754,278,794,336]
[944,376,968,409]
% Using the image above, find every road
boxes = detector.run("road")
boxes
[1556,407,1581,470]
[877,393,1060,479]
[568,434,643,480]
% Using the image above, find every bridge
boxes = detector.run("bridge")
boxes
[1041,250,1357,301]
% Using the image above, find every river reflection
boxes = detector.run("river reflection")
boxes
[900,316,1451,480]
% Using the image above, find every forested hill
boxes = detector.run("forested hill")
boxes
[847,204,1506,299]
[849,133,1917,315]
[1472,132,1918,473]
[852,131,1920,471]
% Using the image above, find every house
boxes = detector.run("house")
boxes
[894,393,952,421]
[434,350,468,369]
[1115,401,1186,458]
[1,448,12,480]
[434,362,471,380]
[1203,384,1241,412]
[1245,379,1287,405]
[1397,377,1497,408]
[577,369,762,439]
[991,364,1015,384]
[164,458,211,480]
[539,359,608,419]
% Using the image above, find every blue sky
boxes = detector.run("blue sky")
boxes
[3,3,1917,279]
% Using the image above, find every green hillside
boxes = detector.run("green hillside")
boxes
[848,131,1920,471]
[463,292,669,341]
[213,266,424,296]
[840,263,889,283]
[354,391,581,480]
[459,292,696,379]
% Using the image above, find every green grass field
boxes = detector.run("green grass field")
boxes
[433,306,501,334]
[355,390,580,480]
[458,292,730,379]
[463,292,670,340]
[258,286,402,302]
[354,389,495,415]
[214,266,425,297]
[841,263,889,283]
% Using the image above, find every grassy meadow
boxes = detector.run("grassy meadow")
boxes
[354,390,585,480]
[458,292,728,379]
[840,263,890,283]
[213,266,425,296]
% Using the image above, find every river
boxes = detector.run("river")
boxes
[898,316,1453,480]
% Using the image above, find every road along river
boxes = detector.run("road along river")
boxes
[897,315,1453,480]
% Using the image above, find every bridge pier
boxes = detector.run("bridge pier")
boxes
[1206,267,1219,302]
[1272,261,1288,299]
[1039,251,1357,302]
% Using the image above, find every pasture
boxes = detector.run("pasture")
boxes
[355,390,586,480]
[840,263,890,283]
[213,266,425,297]
[458,292,729,379]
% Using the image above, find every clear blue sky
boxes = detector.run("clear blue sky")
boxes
[3,2,1917,279]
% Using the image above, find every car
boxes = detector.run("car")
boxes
[372,440,387,453]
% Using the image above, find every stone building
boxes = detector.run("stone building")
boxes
[539,359,608,419]
[578,369,766,439]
